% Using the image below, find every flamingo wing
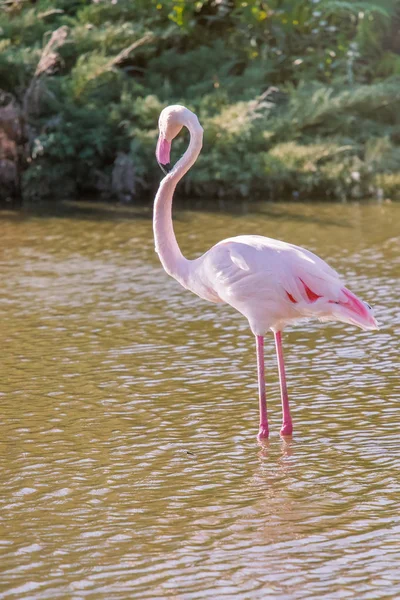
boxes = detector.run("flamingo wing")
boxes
[196,235,377,333]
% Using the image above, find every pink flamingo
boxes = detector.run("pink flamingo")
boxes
[154,105,378,439]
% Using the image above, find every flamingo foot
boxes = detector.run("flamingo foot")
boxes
[257,425,269,440]
[280,422,293,437]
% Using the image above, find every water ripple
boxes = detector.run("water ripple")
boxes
[0,202,399,599]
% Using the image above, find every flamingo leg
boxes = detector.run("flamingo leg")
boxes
[274,331,293,436]
[256,335,269,439]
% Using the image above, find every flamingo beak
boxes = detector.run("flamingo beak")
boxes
[156,136,172,175]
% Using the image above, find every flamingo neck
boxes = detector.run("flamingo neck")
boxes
[153,120,203,285]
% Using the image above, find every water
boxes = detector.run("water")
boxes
[0,200,399,599]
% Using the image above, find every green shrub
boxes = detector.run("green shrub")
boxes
[1,0,400,202]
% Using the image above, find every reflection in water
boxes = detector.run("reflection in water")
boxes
[0,200,399,599]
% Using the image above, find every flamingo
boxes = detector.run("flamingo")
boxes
[154,105,378,439]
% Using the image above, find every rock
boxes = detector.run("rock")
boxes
[111,152,136,203]
[0,160,19,203]
[0,91,28,204]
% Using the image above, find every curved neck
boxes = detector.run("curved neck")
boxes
[153,120,203,284]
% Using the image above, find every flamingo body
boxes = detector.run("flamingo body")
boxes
[153,105,378,439]
[186,234,376,335]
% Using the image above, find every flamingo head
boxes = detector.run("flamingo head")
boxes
[156,105,201,175]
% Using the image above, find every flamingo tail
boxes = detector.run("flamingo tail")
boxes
[323,287,379,331]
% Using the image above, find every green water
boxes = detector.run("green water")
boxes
[0,200,399,599]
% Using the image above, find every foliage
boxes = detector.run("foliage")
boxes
[1,0,400,201]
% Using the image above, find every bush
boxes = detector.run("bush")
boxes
[0,0,400,202]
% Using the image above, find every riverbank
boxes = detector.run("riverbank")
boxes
[1,0,400,204]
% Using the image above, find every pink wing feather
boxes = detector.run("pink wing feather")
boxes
[196,235,378,333]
